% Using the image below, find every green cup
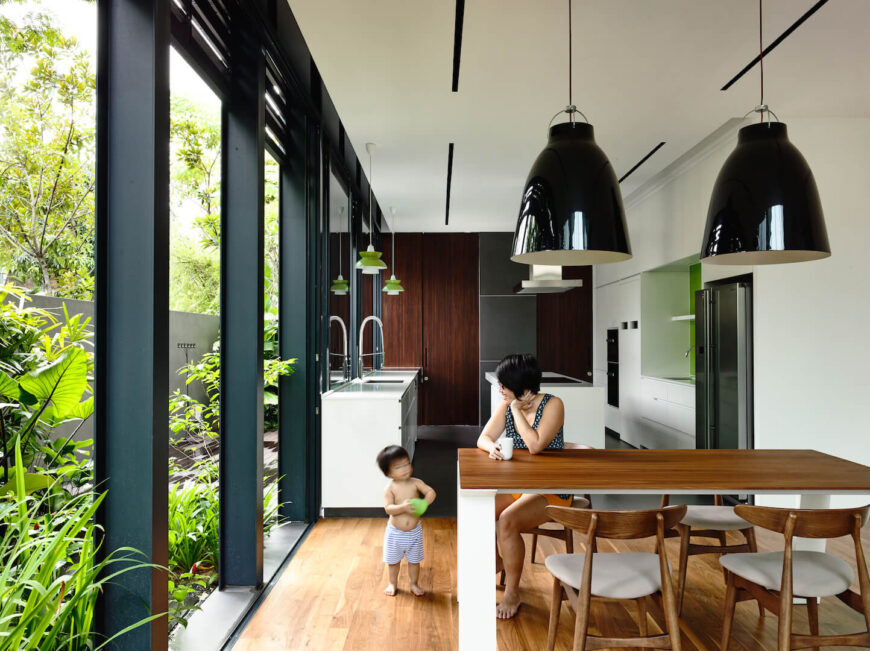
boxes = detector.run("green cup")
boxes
[409,498,428,517]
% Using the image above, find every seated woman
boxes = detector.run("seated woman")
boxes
[476,353,569,619]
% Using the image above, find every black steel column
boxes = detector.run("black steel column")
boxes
[219,10,265,587]
[94,0,169,648]
[306,121,322,519]
[277,103,310,522]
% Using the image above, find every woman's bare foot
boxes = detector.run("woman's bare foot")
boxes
[496,592,521,618]
[410,583,425,597]
[384,584,397,596]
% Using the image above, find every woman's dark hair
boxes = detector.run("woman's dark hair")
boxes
[376,445,410,476]
[495,353,541,397]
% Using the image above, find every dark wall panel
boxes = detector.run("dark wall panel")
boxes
[479,232,529,295]
[479,296,536,360]
[478,232,536,424]
[382,234,423,367]
[536,265,593,380]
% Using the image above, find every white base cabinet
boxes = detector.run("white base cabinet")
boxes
[321,372,419,510]
[637,377,696,449]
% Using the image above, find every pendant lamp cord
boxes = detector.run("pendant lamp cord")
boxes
[759,0,764,123]
[368,152,373,246]
[568,0,573,124]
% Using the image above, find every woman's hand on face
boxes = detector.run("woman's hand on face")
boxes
[488,441,504,461]
[512,390,536,411]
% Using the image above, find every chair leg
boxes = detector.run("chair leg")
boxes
[721,573,738,651]
[573,589,591,651]
[499,570,505,587]
[661,584,682,651]
[531,532,539,564]
[677,523,690,615]
[743,527,764,617]
[565,527,574,554]
[636,596,649,637]
[806,597,819,651]
[546,577,563,651]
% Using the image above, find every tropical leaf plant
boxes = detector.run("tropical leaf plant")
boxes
[0,440,161,650]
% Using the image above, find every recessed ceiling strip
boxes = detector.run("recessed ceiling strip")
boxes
[618,142,666,184]
[445,143,454,226]
[451,0,465,92]
[720,0,829,91]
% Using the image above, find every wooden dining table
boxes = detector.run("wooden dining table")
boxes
[456,447,870,650]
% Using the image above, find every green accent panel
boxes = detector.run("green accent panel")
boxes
[689,263,702,375]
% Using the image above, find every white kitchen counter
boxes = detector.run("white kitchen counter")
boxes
[322,369,419,400]
[321,368,421,513]
[484,371,604,449]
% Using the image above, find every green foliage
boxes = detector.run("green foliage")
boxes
[0,286,94,492]
[165,457,282,630]
[169,346,295,439]
[0,8,96,298]
[0,440,159,650]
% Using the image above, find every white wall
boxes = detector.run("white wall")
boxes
[596,118,870,507]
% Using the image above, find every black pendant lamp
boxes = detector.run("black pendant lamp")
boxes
[511,0,631,266]
[701,0,830,265]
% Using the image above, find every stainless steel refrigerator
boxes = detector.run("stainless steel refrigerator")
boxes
[695,281,753,450]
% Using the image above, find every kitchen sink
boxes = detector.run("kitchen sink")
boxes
[362,378,404,384]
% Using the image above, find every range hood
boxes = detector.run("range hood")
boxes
[513,265,583,294]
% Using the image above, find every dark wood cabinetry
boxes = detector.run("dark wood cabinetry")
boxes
[382,234,423,367]
[422,234,479,425]
[536,265,593,380]
[382,233,479,426]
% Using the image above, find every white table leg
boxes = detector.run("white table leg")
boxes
[795,494,831,552]
[457,472,496,650]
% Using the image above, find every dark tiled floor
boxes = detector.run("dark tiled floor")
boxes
[412,426,712,518]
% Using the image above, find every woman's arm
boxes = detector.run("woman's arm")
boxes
[477,398,510,459]
[510,394,565,454]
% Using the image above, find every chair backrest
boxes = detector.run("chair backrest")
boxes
[735,504,870,539]
[545,504,687,540]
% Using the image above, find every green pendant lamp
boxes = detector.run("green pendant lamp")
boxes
[356,142,388,275]
[382,207,405,296]
[330,207,349,295]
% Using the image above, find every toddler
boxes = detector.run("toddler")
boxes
[376,445,436,596]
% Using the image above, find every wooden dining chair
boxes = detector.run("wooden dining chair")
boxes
[660,494,761,613]
[543,503,687,651]
[528,442,594,563]
[719,504,870,650]
[499,494,591,587]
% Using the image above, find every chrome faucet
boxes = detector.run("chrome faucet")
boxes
[358,316,385,377]
[329,316,349,381]
[684,345,696,358]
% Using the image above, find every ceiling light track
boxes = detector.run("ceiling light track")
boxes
[451,0,465,92]
[445,143,454,226]
[618,142,666,184]
[720,0,830,92]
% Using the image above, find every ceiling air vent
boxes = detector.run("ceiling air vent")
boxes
[513,265,583,295]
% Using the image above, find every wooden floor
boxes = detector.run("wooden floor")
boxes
[233,518,869,651]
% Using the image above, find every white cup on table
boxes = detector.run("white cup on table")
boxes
[498,437,514,460]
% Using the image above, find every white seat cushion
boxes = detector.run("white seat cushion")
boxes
[720,551,853,598]
[680,505,750,531]
[545,552,663,600]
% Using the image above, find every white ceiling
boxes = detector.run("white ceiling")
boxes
[287,0,870,232]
